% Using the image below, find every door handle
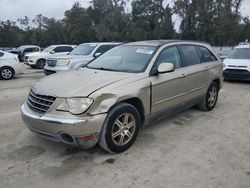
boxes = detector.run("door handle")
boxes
[179,73,188,78]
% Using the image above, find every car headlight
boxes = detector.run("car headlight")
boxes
[57,60,70,65]
[57,98,93,115]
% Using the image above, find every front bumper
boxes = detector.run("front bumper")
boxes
[14,63,24,75]
[21,105,107,148]
[44,69,56,75]
[44,65,70,73]
[24,59,36,65]
[223,69,250,81]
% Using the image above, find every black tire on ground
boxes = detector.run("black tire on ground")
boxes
[36,59,46,69]
[197,82,219,111]
[29,65,36,69]
[98,103,141,153]
[0,66,14,80]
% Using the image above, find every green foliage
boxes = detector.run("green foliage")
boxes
[0,0,248,47]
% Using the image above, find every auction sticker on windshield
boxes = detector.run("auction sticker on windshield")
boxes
[136,49,154,55]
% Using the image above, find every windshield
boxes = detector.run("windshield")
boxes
[42,46,54,53]
[228,48,250,59]
[70,44,96,55]
[87,45,157,73]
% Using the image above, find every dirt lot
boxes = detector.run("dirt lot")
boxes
[0,66,250,188]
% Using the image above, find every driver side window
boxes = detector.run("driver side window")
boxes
[155,46,182,69]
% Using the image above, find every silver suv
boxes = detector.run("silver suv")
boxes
[44,42,121,75]
[21,40,223,153]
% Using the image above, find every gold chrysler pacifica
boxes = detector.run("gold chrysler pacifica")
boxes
[21,40,223,153]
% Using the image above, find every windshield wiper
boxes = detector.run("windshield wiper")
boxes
[89,67,119,72]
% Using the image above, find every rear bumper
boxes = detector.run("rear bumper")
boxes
[223,69,250,81]
[21,105,107,148]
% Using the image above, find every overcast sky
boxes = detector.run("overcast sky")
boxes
[0,0,250,23]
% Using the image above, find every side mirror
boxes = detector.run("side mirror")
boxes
[94,52,102,57]
[50,50,55,54]
[157,63,175,74]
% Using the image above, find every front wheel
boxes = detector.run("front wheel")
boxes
[99,103,141,153]
[36,59,46,69]
[197,82,219,111]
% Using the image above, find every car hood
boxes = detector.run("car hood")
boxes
[33,68,133,97]
[224,58,250,66]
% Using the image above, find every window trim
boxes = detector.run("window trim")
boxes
[149,45,184,76]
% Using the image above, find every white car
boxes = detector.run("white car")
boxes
[223,45,250,81]
[44,42,121,75]
[24,45,76,69]
[0,50,23,80]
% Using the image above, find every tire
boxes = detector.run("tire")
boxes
[0,67,14,80]
[99,103,141,153]
[197,82,219,111]
[36,59,46,69]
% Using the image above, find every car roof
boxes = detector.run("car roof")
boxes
[19,45,40,48]
[235,45,250,49]
[124,40,210,47]
[79,42,121,46]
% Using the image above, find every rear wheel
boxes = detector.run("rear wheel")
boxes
[99,103,140,153]
[36,59,46,69]
[198,82,219,111]
[0,67,14,80]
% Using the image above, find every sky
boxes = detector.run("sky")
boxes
[0,0,250,24]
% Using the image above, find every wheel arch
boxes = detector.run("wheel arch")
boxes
[36,58,46,63]
[213,78,221,89]
[105,97,146,127]
[0,66,15,74]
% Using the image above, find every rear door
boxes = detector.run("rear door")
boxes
[178,44,210,99]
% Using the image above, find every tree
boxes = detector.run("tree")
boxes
[132,0,175,40]
[64,2,94,44]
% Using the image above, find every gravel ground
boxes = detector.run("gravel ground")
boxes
[0,66,250,188]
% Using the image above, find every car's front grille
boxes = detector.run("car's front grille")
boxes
[47,59,57,67]
[228,65,248,68]
[27,88,56,114]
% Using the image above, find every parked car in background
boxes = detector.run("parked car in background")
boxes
[44,42,121,75]
[223,45,250,81]
[8,45,40,62]
[216,49,232,60]
[0,50,23,80]
[21,40,223,153]
[24,45,76,69]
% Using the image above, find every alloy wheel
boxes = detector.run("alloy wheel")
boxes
[1,68,13,79]
[111,113,136,146]
[208,86,217,107]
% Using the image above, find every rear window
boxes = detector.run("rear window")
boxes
[228,48,250,59]
[180,45,201,66]
[198,46,217,62]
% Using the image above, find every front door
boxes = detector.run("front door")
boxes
[150,46,190,114]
